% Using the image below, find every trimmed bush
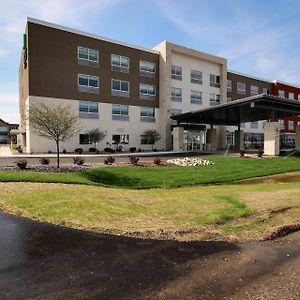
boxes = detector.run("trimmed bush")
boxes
[73,157,85,165]
[129,155,139,165]
[62,149,67,154]
[154,157,161,165]
[129,147,136,153]
[16,159,27,170]
[39,157,50,165]
[104,147,115,153]
[89,147,97,153]
[74,148,83,154]
[257,149,264,158]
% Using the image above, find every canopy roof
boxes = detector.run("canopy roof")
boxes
[171,94,300,126]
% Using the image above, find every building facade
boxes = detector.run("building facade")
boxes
[18,18,300,153]
[0,119,18,144]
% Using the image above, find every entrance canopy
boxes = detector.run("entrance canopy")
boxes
[171,94,300,126]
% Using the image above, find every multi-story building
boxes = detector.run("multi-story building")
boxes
[0,119,18,144]
[18,18,300,153]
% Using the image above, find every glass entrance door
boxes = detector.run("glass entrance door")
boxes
[184,130,204,151]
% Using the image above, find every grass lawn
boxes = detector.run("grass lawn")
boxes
[0,156,300,189]
[1,178,300,241]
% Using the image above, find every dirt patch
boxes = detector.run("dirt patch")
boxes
[265,223,300,240]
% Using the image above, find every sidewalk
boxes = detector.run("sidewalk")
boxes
[0,146,13,156]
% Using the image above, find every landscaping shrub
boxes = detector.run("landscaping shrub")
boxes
[48,150,52,154]
[154,157,161,165]
[153,148,158,152]
[39,157,50,165]
[257,149,264,158]
[62,149,67,154]
[96,149,100,154]
[73,157,85,165]
[129,155,139,165]
[104,147,115,153]
[74,148,83,154]
[240,148,245,157]
[107,156,115,164]
[16,159,27,170]
[89,147,97,153]
[129,147,136,153]
[138,148,142,152]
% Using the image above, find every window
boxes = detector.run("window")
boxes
[250,85,259,95]
[278,90,285,98]
[79,101,98,113]
[112,79,129,97]
[297,121,300,126]
[210,74,220,87]
[140,107,155,122]
[0,126,7,133]
[227,80,232,92]
[263,87,269,95]
[298,95,300,100]
[140,61,155,73]
[170,108,182,116]
[288,121,294,130]
[289,92,295,100]
[111,54,129,72]
[237,82,246,95]
[140,84,156,96]
[140,134,156,144]
[79,134,92,145]
[112,104,129,120]
[171,65,182,80]
[210,93,220,105]
[250,121,258,129]
[171,87,182,101]
[112,134,129,144]
[190,90,202,104]
[78,74,99,87]
[240,123,245,129]
[78,47,98,62]
[191,70,202,84]
[279,119,285,129]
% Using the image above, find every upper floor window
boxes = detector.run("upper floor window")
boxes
[140,61,155,73]
[170,108,182,116]
[288,120,294,130]
[140,107,155,122]
[279,119,285,129]
[111,54,129,73]
[171,65,182,80]
[78,47,99,62]
[171,87,182,101]
[111,79,129,98]
[210,74,220,88]
[237,82,246,95]
[298,94,300,100]
[263,87,270,95]
[250,85,259,95]
[191,70,202,84]
[112,104,129,121]
[289,92,295,100]
[278,90,285,98]
[250,121,258,129]
[190,90,202,104]
[78,74,99,88]
[210,93,220,105]
[79,101,98,113]
[227,80,232,92]
[140,84,156,96]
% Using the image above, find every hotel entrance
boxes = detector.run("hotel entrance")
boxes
[184,130,206,151]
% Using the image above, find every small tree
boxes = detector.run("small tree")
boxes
[142,129,161,150]
[86,128,106,148]
[29,103,80,168]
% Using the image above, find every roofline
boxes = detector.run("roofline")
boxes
[27,17,159,55]
[273,80,300,90]
[0,118,9,125]
[228,69,273,84]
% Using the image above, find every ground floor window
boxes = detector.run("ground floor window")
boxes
[112,134,129,144]
[280,134,295,150]
[244,133,264,149]
[140,135,155,144]
[79,134,92,145]
[0,134,8,144]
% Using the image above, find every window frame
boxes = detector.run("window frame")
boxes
[250,85,259,95]
[191,69,202,84]
[111,79,130,93]
[210,74,220,87]
[171,65,182,80]
[139,83,156,96]
[78,74,99,88]
[140,60,156,73]
[78,46,99,62]
[111,54,129,69]
[237,82,246,95]
[190,90,202,104]
[171,87,182,101]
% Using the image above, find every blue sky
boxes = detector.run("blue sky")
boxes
[1,0,300,123]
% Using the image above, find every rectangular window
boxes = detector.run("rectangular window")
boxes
[140,83,156,96]
[78,47,99,62]
[170,108,182,116]
[289,92,295,100]
[140,61,155,73]
[140,107,155,122]
[112,134,129,144]
[278,90,285,98]
[210,93,220,105]
[0,126,7,133]
[171,87,182,101]
[250,85,259,95]
[210,74,220,87]
[78,74,99,88]
[240,123,245,129]
[263,87,269,95]
[112,79,129,98]
[250,121,258,129]
[279,120,285,129]
[111,54,129,73]
[237,82,246,95]
[79,134,92,145]
[191,70,202,84]
[298,95,300,100]
[190,90,202,104]
[171,65,182,80]
[140,134,156,144]
[112,104,129,121]
[79,101,98,113]
[288,120,294,130]
[227,80,232,92]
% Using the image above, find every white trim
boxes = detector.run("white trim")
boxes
[27,17,159,55]
[228,69,273,83]
[139,83,156,96]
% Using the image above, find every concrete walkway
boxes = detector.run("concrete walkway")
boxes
[0,145,12,156]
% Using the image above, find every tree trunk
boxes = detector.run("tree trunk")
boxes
[56,140,60,168]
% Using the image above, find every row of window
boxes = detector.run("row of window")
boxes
[227,80,269,95]
[78,74,156,97]
[279,120,300,130]
[78,46,156,74]
[170,87,220,104]
[79,101,156,119]
[171,65,220,87]
[278,90,300,100]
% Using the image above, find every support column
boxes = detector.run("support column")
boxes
[173,126,184,151]
[234,130,244,151]
[264,122,280,156]
[296,126,300,151]
[206,128,217,151]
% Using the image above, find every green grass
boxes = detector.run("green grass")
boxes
[1,156,300,189]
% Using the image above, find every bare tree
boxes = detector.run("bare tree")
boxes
[86,128,106,149]
[29,103,80,168]
[142,129,161,150]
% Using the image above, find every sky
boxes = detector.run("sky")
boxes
[1,0,300,123]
